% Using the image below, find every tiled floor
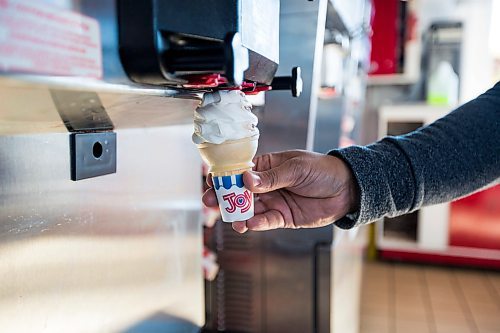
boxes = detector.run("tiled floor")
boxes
[360,261,500,333]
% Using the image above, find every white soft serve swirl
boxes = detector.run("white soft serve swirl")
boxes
[192,90,259,145]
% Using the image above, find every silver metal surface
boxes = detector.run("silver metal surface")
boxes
[0,83,200,136]
[259,0,327,153]
[313,97,343,153]
[313,2,371,153]
[204,219,333,333]
[330,229,365,333]
[241,0,280,64]
[0,83,204,332]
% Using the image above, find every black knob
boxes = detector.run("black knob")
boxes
[271,67,303,97]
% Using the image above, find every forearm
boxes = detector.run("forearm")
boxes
[329,83,500,229]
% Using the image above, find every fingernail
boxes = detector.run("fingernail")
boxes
[249,172,262,187]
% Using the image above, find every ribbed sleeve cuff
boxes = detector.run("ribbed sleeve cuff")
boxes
[327,147,368,229]
[328,141,416,230]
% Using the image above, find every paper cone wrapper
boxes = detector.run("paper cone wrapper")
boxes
[197,135,259,222]
[212,172,254,222]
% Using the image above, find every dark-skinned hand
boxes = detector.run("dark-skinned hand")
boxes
[202,150,359,233]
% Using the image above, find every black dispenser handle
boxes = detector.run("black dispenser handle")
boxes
[271,67,303,97]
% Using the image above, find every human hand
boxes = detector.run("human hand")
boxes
[202,150,359,233]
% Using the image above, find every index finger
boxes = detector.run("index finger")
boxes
[253,150,306,172]
[206,174,213,187]
[245,210,286,231]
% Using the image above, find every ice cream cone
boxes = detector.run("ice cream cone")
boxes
[197,135,259,176]
[197,134,259,222]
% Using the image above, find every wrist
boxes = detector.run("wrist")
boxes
[334,156,360,214]
[325,153,360,215]
[346,166,360,214]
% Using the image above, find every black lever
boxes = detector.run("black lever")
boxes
[271,67,303,97]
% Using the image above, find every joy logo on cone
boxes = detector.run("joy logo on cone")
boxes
[213,173,255,222]
[223,191,252,214]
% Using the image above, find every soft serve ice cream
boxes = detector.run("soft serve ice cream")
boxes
[192,90,259,145]
[193,90,259,223]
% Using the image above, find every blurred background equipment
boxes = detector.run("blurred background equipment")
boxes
[364,0,500,270]
[360,1,500,331]
[422,21,463,104]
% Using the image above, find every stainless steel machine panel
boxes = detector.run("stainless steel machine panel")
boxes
[0,84,204,332]
[241,0,280,64]
[259,0,327,153]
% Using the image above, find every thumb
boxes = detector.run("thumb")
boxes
[244,160,300,193]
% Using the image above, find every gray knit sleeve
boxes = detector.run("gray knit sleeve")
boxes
[329,82,500,229]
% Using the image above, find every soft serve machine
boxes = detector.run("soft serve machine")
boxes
[0,0,364,332]
[0,0,299,331]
